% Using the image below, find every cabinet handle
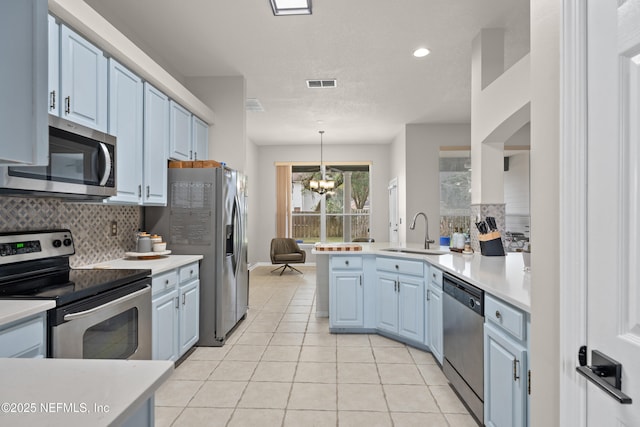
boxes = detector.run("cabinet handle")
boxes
[64,96,70,114]
[182,294,186,305]
[190,150,193,160]
[190,270,194,276]
[359,276,362,287]
[146,185,150,198]
[345,260,349,266]
[495,310,502,320]
[165,279,169,286]
[194,151,198,161]
[513,358,520,381]
[395,264,399,269]
[175,296,180,309]
[427,289,430,301]
[50,90,56,110]
[138,185,142,198]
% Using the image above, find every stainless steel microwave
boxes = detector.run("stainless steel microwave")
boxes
[0,116,116,199]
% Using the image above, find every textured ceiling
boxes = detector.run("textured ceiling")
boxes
[83,0,529,146]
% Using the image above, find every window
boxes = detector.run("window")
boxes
[282,164,371,243]
[439,155,471,237]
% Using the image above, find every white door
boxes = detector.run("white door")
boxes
[585,0,640,424]
[388,178,399,243]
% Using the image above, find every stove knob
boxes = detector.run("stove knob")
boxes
[52,239,62,248]
[63,238,73,247]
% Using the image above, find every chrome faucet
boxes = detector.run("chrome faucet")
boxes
[410,212,435,249]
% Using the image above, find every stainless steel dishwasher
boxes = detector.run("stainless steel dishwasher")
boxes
[442,273,484,424]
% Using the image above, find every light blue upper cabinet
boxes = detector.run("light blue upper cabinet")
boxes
[169,101,192,161]
[192,116,209,161]
[60,24,108,132]
[48,14,60,116]
[106,59,144,205]
[143,82,170,206]
[0,0,48,166]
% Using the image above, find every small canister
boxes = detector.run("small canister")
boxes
[137,233,151,253]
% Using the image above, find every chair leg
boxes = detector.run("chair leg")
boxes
[271,264,304,275]
[287,265,303,275]
[271,265,286,275]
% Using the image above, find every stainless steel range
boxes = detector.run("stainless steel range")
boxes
[0,229,152,360]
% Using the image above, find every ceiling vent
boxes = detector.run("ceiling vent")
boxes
[306,79,337,89]
[245,98,265,112]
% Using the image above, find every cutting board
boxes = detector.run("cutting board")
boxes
[314,243,363,252]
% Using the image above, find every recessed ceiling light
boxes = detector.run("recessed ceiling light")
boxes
[270,0,312,16]
[413,48,430,58]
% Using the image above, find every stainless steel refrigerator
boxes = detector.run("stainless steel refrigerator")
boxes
[146,166,248,346]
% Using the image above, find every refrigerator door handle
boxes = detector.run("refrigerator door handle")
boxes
[232,195,242,277]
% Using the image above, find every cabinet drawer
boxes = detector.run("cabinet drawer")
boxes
[179,262,199,284]
[485,294,526,341]
[0,315,45,358]
[331,256,363,270]
[152,270,178,295]
[429,267,443,288]
[376,257,423,276]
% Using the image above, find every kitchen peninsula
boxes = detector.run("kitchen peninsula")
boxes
[314,242,531,426]
[313,242,531,316]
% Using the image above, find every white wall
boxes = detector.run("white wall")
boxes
[530,0,561,424]
[185,76,247,171]
[246,138,259,268]
[251,143,391,264]
[405,124,471,245]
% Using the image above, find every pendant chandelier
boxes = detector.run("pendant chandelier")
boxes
[309,130,335,195]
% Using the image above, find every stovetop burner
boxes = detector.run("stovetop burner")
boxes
[0,268,152,306]
[0,229,151,306]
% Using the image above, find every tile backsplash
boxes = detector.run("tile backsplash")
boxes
[0,196,142,267]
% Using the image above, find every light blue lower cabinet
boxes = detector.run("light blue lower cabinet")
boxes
[375,273,399,333]
[397,275,424,342]
[152,288,179,361]
[484,322,528,427]
[427,281,444,364]
[330,272,364,328]
[0,313,47,358]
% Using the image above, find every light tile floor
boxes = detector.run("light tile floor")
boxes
[155,265,478,427]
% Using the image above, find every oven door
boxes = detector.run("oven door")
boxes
[49,279,151,360]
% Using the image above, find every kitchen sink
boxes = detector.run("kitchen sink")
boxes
[381,248,449,256]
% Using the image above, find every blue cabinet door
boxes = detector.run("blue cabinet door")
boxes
[398,275,424,342]
[179,280,200,356]
[60,24,107,132]
[376,273,399,334]
[428,283,444,364]
[48,14,60,115]
[0,0,48,166]
[330,272,363,328]
[106,59,143,204]
[152,289,179,361]
[192,116,209,160]
[143,83,169,205]
[169,101,192,161]
[484,322,527,427]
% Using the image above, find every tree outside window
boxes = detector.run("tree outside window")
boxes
[291,165,370,243]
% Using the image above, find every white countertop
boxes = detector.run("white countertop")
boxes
[0,358,173,426]
[0,300,55,327]
[314,242,531,313]
[78,254,203,276]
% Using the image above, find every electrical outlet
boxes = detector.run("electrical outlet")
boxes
[110,220,117,237]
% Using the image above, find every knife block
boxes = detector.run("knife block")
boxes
[479,231,505,256]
